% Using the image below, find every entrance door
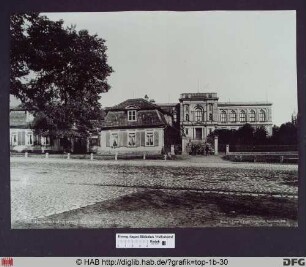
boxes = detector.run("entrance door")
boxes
[195,128,202,140]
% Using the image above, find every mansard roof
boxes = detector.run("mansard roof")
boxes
[106,98,160,111]
[102,109,168,129]
[10,109,32,128]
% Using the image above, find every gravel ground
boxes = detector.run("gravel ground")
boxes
[10,157,298,228]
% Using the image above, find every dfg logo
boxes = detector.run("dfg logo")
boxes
[283,258,305,266]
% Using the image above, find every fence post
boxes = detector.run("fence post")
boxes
[67,153,70,160]
[214,136,219,155]
[115,152,118,161]
[164,154,167,160]
[280,156,284,163]
[45,152,49,159]
[25,152,28,158]
[90,153,94,161]
[226,144,229,155]
[143,153,146,160]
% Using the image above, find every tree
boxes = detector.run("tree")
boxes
[209,129,235,145]
[278,122,297,145]
[10,13,113,143]
[235,124,254,145]
[253,126,267,145]
[10,13,39,100]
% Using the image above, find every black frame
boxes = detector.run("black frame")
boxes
[0,0,305,257]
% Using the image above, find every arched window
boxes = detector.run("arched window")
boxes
[249,110,256,122]
[230,110,237,122]
[259,109,266,122]
[239,110,246,123]
[220,110,227,123]
[195,108,203,122]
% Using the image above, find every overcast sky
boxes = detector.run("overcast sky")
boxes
[43,11,296,126]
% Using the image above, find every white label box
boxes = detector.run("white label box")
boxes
[116,233,175,248]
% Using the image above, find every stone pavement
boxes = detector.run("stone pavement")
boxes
[10,156,298,227]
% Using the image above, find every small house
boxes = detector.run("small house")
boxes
[98,98,180,156]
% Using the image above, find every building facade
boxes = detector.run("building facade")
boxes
[9,92,273,155]
[10,107,63,152]
[10,108,36,151]
[180,93,273,147]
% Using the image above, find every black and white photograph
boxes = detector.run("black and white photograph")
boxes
[9,11,298,229]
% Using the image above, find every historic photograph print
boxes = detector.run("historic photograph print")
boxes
[10,11,298,229]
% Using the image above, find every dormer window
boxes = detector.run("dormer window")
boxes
[128,110,137,121]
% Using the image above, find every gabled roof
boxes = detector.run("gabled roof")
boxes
[106,98,160,111]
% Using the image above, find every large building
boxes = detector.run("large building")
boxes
[180,92,272,143]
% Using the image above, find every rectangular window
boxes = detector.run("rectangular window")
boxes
[185,128,189,135]
[110,133,119,147]
[145,131,154,146]
[128,132,136,147]
[128,110,136,121]
[26,133,33,145]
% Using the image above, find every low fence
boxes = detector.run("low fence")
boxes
[228,145,298,152]
[223,144,298,164]
[10,152,169,161]
[224,152,298,164]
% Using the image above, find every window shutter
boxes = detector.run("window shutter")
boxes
[18,132,22,145]
[136,132,141,147]
[122,132,127,147]
[22,132,25,145]
[105,132,110,147]
[18,131,25,145]
[154,131,159,146]
[140,131,145,146]
[119,131,124,147]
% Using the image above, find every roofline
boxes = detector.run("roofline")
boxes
[106,98,161,111]
[218,102,272,106]
[10,125,33,129]
[156,103,179,106]
[101,125,166,130]
[10,108,30,111]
